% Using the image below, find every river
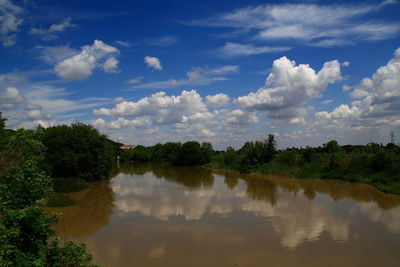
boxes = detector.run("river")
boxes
[52,163,400,267]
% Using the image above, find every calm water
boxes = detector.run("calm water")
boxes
[53,164,400,267]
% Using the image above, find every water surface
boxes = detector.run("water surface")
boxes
[54,164,400,267]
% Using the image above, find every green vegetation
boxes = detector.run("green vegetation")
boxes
[119,132,400,194]
[0,112,102,266]
[39,123,117,181]
[120,141,214,166]
[206,138,400,195]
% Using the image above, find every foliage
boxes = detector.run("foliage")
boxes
[323,140,341,153]
[0,160,53,210]
[120,141,215,166]
[40,123,116,181]
[224,147,239,167]
[47,239,99,267]
[0,114,98,266]
[207,137,400,195]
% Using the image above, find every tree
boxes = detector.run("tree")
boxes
[0,112,6,130]
[0,118,98,266]
[175,141,204,166]
[0,112,9,152]
[224,147,238,167]
[200,142,214,164]
[323,140,341,153]
[264,134,277,162]
[40,123,115,181]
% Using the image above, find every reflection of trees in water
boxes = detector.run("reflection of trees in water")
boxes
[152,165,214,190]
[212,170,400,210]
[118,162,153,176]
[119,163,214,190]
[52,181,114,238]
[121,163,400,210]
[224,172,239,190]
[303,186,316,201]
[245,179,278,206]
[271,176,400,210]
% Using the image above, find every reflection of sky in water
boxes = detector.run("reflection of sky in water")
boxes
[110,171,399,249]
[55,165,400,267]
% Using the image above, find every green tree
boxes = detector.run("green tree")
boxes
[323,140,341,153]
[200,142,214,164]
[175,141,204,166]
[0,118,98,266]
[224,146,238,167]
[40,123,115,181]
[264,134,277,162]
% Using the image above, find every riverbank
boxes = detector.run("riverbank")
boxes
[203,154,400,195]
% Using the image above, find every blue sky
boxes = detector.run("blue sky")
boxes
[1,0,400,149]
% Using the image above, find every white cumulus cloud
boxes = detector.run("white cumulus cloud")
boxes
[0,87,23,109]
[144,56,162,70]
[102,57,119,73]
[54,40,119,80]
[205,93,230,108]
[236,56,342,120]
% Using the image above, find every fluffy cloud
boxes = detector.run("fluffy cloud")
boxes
[1,84,111,129]
[134,65,238,89]
[192,3,400,47]
[317,47,400,125]
[25,103,52,121]
[205,93,230,108]
[144,56,162,70]
[237,56,341,120]
[226,109,259,125]
[94,90,208,125]
[0,87,23,109]
[55,40,119,80]
[108,117,150,129]
[0,0,24,46]
[217,42,291,57]
[30,18,76,40]
[102,57,119,73]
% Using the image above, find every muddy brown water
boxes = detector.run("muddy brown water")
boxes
[52,163,400,267]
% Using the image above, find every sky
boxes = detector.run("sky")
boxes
[0,0,400,149]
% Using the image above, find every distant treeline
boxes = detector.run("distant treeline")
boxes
[119,141,214,166]
[209,139,400,195]
[121,133,400,194]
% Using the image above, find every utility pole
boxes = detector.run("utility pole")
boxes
[391,131,395,144]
